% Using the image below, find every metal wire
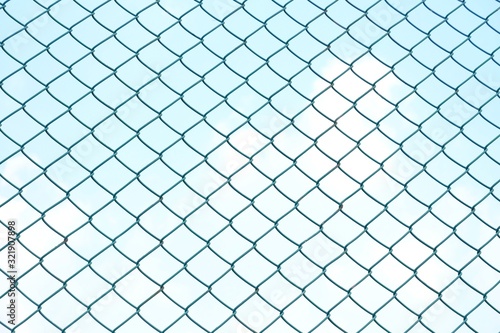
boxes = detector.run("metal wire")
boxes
[1,0,499,332]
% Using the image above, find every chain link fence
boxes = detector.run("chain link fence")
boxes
[1,0,499,332]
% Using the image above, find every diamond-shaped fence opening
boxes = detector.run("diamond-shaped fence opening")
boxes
[1,0,500,332]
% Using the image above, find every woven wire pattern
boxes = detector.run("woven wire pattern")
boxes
[1,0,500,332]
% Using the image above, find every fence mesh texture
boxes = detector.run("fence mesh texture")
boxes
[1,0,500,332]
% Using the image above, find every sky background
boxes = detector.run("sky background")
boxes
[0,0,499,332]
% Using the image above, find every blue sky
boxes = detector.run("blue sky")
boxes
[1,0,499,332]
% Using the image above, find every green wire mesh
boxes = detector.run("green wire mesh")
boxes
[1,0,500,332]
